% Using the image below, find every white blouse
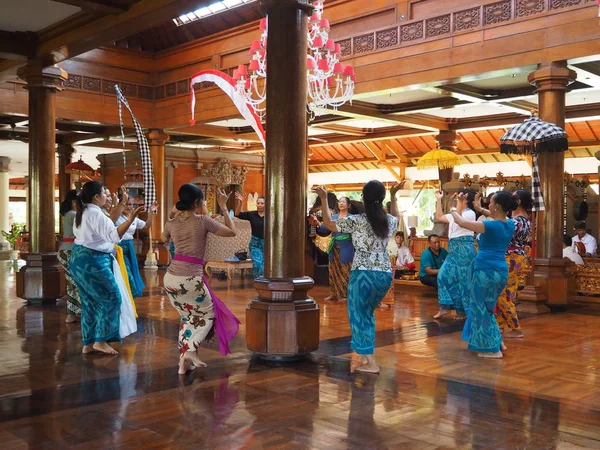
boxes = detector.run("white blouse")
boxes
[74,204,121,253]
[115,216,146,241]
[445,208,476,239]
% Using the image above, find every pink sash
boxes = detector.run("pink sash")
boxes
[173,254,241,355]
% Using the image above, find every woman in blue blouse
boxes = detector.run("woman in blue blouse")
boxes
[449,190,517,359]
[311,196,356,302]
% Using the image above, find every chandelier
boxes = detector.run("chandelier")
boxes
[232,0,355,121]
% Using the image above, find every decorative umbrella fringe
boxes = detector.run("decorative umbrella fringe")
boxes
[500,138,569,155]
[416,159,458,170]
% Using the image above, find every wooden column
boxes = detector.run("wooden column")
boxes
[0,157,10,251]
[147,129,169,266]
[520,61,576,311]
[16,62,67,303]
[436,130,457,212]
[246,0,319,359]
[56,144,74,234]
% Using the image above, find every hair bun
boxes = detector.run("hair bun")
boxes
[175,201,191,211]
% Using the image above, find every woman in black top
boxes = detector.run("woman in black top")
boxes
[235,192,265,278]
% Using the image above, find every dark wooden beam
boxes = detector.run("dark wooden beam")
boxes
[50,0,127,15]
[0,31,38,60]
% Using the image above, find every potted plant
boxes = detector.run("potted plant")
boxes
[1,224,25,261]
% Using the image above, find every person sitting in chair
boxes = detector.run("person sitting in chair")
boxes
[419,234,448,289]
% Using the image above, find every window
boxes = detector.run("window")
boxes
[173,0,256,26]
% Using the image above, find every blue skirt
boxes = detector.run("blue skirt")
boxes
[69,244,121,346]
[437,235,476,312]
[462,268,507,353]
[347,270,392,355]
[249,235,264,278]
[119,239,145,298]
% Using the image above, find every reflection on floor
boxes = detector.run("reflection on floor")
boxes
[1,263,600,449]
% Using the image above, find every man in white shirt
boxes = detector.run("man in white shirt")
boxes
[563,235,584,265]
[573,221,597,257]
[394,231,415,278]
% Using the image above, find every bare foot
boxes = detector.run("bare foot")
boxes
[455,312,466,320]
[324,295,337,301]
[434,309,451,319]
[338,297,347,303]
[178,357,192,375]
[66,314,80,323]
[186,352,208,368]
[504,329,524,339]
[93,342,119,355]
[501,342,507,352]
[477,351,503,359]
[82,344,95,354]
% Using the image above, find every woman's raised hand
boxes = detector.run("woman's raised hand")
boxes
[120,186,129,205]
[435,190,444,200]
[129,205,145,222]
[474,192,482,211]
[148,201,159,214]
[234,191,246,203]
[311,185,327,198]
[390,181,405,196]
[217,188,231,207]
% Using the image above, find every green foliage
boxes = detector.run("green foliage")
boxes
[1,224,25,249]
[412,189,437,233]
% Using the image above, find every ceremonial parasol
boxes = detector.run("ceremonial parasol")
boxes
[65,156,95,177]
[416,148,460,171]
[500,115,569,211]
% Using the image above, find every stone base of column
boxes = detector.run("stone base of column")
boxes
[518,257,573,313]
[16,253,65,304]
[144,240,158,270]
[246,276,319,359]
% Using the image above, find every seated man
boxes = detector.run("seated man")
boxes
[419,234,448,289]
[563,234,584,265]
[394,231,416,279]
[573,221,597,257]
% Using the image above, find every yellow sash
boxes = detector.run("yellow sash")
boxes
[114,245,138,318]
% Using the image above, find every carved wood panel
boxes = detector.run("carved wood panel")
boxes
[515,0,545,18]
[484,0,512,25]
[400,22,424,42]
[549,0,583,8]
[426,15,451,38]
[454,7,481,32]
[353,34,375,54]
[337,38,352,57]
[376,27,399,49]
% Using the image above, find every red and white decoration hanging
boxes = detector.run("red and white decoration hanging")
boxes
[232,0,355,120]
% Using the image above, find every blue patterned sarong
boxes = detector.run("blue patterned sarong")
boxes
[118,239,145,298]
[461,268,507,353]
[249,235,264,278]
[69,244,122,346]
[437,235,476,312]
[347,270,393,354]
[169,241,175,260]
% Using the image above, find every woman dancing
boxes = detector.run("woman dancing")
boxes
[449,191,516,358]
[314,181,401,373]
[477,190,532,338]
[433,189,477,320]
[235,192,265,278]
[310,196,355,302]
[70,181,144,355]
[115,198,157,298]
[162,184,239,375]
[57,189,81,323]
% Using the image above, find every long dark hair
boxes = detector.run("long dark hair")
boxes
[460,189,476,211]
[362,180,389,239]
[75,181,104,227]
[60,189,79,216]
[494,190,518,214]
[176,183,204,211]
[311,192,339,213]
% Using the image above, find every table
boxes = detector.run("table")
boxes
[205,260,253,280]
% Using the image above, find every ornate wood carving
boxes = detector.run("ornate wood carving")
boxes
[515,0,545,18]
[120,82,137,98]
[165,82,177,97]
[484,0,512,25]
[549,0,583,8]
[337,38,352,57]
[176,79,189,94]
[154,85,165,100]
[200,158,248,186]
[376,27,399,49]
[138,85,154,100]
[82,76,101,92]
[353,34,375,54]
[426,15,451,38]
[63,74,81,89]
[401,22,424,42]
[454,7,481,32]
[102,80,116,95]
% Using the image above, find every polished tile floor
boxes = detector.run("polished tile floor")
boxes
[2,262,600,449]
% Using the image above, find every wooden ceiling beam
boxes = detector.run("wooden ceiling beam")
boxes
[312,123,367,136]
[50,0,128,15]
[309,127,433,147]
[332,103,448,132]
[0,31,38,60]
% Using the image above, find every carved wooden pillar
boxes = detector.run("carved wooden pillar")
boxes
[147,129,169,266]
[16,62,67,303]
[437,130,458,214]
[0,157,10,251]
[520,61,576,311]
[246,0,319,359]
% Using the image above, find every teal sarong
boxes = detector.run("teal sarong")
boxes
[437,235,476,312]
[118,239,145,298]
[249,235,264,278]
